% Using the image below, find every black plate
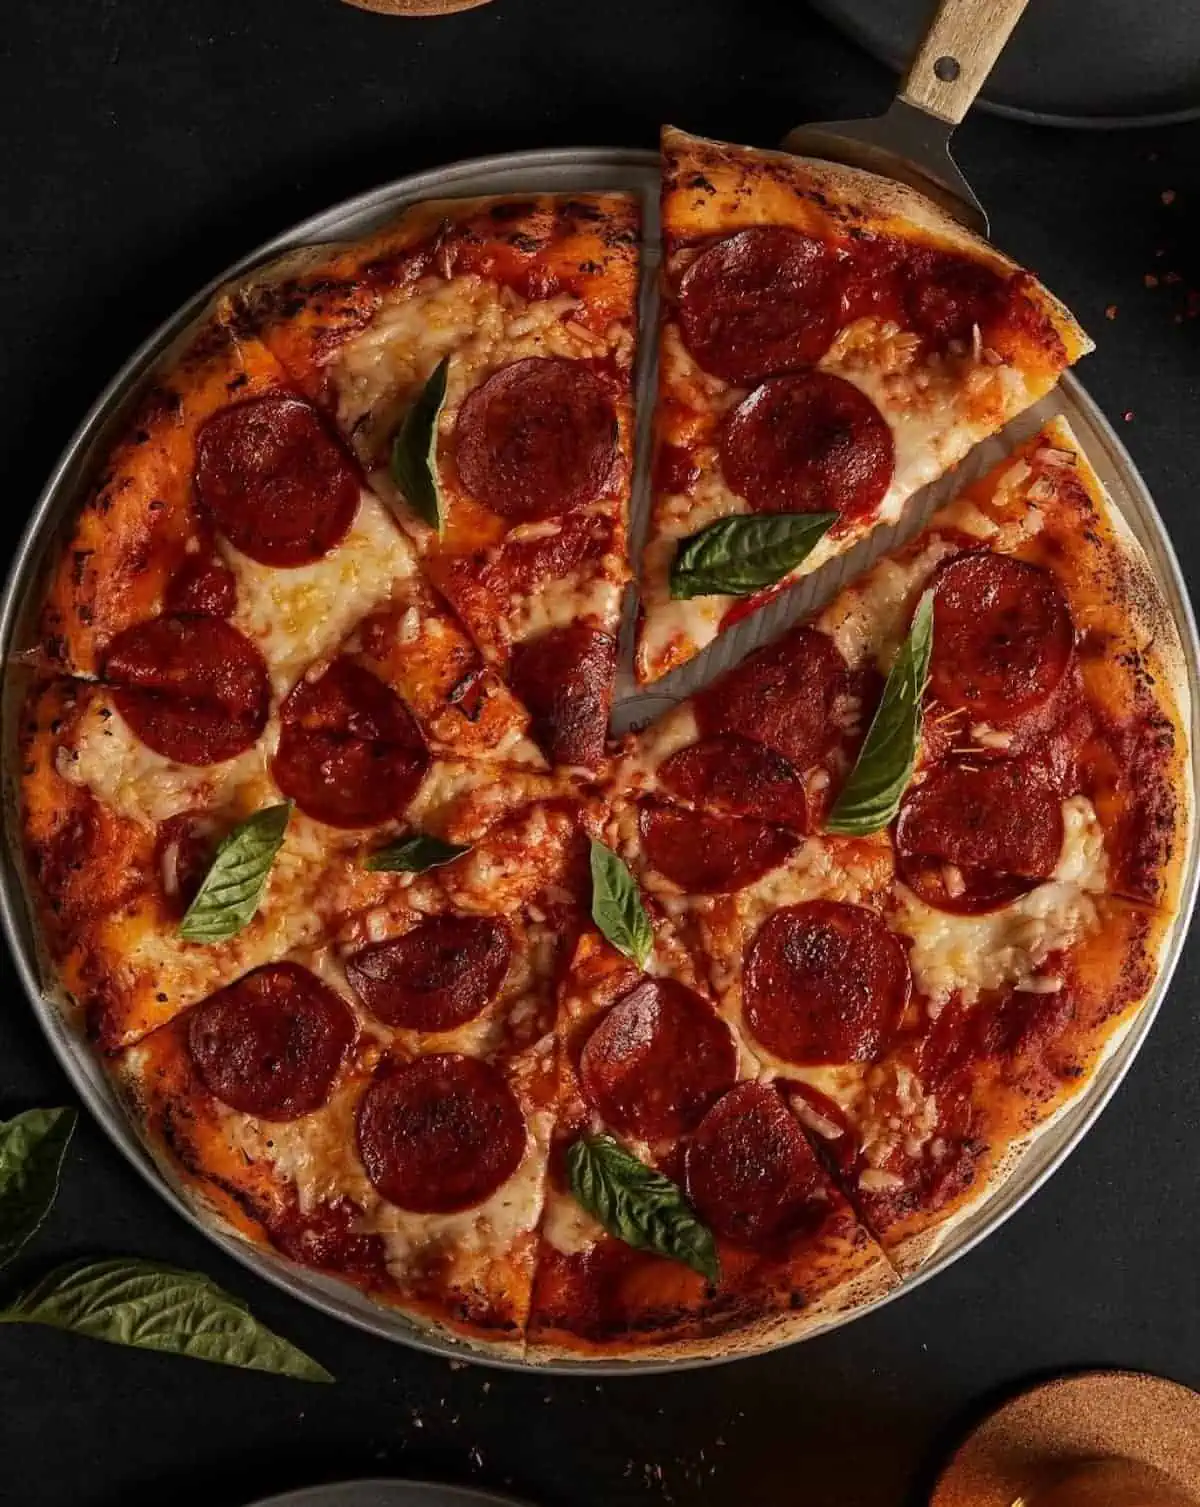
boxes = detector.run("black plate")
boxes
[811,0,1200,128]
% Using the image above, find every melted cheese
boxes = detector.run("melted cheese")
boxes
[58,693,271,826]
[541,1189,604,1256]
[225,489,418,696]
[895,795,1108,1009]
[639,316,1032,676]
[228,1075,553,1270]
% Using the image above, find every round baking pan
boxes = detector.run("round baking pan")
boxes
[2,147,1197,1374]
[811,0,1200,129]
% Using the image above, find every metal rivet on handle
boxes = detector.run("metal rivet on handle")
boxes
[934,54,961,83]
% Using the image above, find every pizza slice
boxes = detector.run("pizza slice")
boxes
[18,670,571,1052]
[37,310,541,765]
[816,416,1192,915]
[612,418,1190,1273]
[232,192,641,767]
[526,912,898,1359]
[636,125,1092,684]
[110,792,607,1352]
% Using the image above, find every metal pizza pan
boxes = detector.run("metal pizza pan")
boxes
[1,146,1195,1374]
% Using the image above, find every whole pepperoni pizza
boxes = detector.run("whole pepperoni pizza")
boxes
[14,126,1191,1361]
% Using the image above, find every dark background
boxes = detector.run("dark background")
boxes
[1,3,1199,1504]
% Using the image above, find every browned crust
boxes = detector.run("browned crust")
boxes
[17,676,153,969]
[878,897,1174,1273]
[526,1204,898,1362]
[37,314,289,677]
[660,126,1091,365]
[111,1005,544,1349]
[231,192,642,394]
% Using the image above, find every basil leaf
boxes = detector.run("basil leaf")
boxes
[391,358,449,535]
[669,513,838,600]
[589,839,653,969]
[179,803,292,944]
[567,1135,719,1283]
[0,1108,76,1269]
[0,1259,332,1382]
[363,833,472,873]
[826,590,934,836]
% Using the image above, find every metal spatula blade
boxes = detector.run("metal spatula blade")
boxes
[783,0,1034,238]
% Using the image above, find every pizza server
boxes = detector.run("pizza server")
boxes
[783,0,1032,236]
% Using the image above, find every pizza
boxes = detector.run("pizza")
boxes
[13,136,1192,1363]
[636,127,1092,685]
[609,417,1190,1276]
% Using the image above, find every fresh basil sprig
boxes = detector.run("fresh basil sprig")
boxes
[179,802,293,944]
[0,1259,332,1382]
[567,1135,719,1283]
[826,590,934,836]
[0,1109,76,1269]
[670,513,838,600]
[589,840,653,969]
[363,833,471,873]
[391,357,449,535]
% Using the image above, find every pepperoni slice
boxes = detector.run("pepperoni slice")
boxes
[676,227,845,385]
[453,357,617,522]
[345,917,512,1032]
[685,1082,824,1247]
[696,626,849,770]
[744,901,909,1066]
[164,553,237,617]
[658,734,810,827]
[102,615,269,765]
[154,811,220,919]
[272,657,430,828]
[355,1053,526,1213]
[579,977,738,1141]
[721,372,894,520]
[929,553,1074,724]
[639,802,797,894]
[901,248,1010,348]
[195,394,360,567]
[187,962,355,1120]
[895,757,1064,913]
[510,623,615,768]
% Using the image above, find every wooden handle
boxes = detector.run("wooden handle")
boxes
[899,0,1030,125]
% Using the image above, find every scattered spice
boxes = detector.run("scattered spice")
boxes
[1123,411,1135,423]
[1104,304,1118,319]
[1144,274,1159,289]
[1161,189,1177,205]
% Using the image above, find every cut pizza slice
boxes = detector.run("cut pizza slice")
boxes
[612,418,1190,1273]
[526,911,898,1360]
[636,125,1093,683]
[232,192,641,767]
[37,310,541,766]
[815,416,1192,915]
[18,670,573,1052]
[109,792,608,1352]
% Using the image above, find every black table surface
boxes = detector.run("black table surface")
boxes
[2,3,1199,1504]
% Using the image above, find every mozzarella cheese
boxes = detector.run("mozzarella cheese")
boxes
[57,692,271,826]
[224,488,419,697]
[895,795,1108,1010]
[639,315,1033,675]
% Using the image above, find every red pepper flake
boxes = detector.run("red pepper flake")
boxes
[1123,410,1135,423]
[1105,304,1118,319]
[1144,274,1160,289]
[1165,271,1183,285]
[1161,189,1177,205]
